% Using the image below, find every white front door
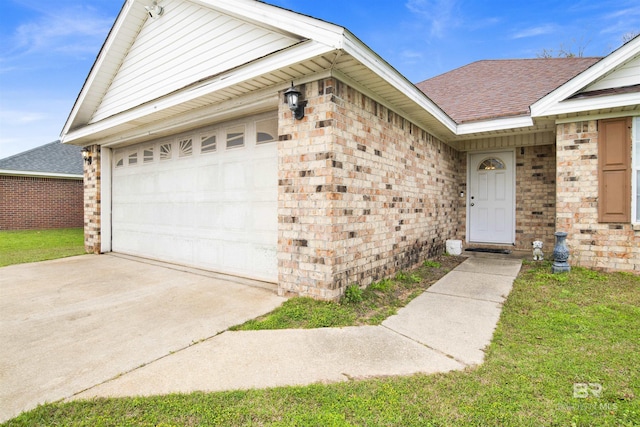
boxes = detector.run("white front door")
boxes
[468,151,515,244]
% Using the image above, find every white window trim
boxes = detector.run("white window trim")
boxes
[633,116,640,225]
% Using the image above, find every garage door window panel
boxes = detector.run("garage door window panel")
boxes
[143,147,154,163]
[201,134,217,154]
[179,138,193,157]
[160,143,173,161]
[256,119,277,144]
[226,125,245,149]
[128,151,138,166]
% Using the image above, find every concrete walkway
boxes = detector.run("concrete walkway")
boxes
[71,256,522,401]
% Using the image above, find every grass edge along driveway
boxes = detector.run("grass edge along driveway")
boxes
[0,228,85,267]
[3,261,639,426]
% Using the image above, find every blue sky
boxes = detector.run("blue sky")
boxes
[1,0,638,159]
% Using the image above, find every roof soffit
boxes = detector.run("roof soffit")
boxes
[62,0,459,146]
[63,38,460,147]
[62,40,337,145]
[62,0,144,136]
[340,32,456,136]
[190,0,346,48]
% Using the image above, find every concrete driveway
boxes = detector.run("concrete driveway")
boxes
[0,254,285,422]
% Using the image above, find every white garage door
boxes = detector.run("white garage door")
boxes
[111,114,278,282]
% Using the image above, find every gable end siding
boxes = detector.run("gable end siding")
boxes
[585,55,640,92]
[91,0,300,124]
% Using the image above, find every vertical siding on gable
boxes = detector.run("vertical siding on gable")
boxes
[585,55,640,91]
[90,0,300,123]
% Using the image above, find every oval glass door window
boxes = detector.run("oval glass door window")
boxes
[478,158,506,170]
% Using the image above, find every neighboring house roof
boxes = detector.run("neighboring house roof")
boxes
[0,141,83,178]
[415,58,602,124]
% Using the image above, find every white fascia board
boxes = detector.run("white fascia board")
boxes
[342,32,457,135]
[61,0,138,137]
[456,116,534,135]
[0,170,82,179]
[556,110,640,124]
[531,37,640,118]
[62,40,333,145]
[192,0,345,49]
[99,89,279,147]
[535,92,640,118]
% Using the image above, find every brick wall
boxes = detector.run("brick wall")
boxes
[556,121,639,272]
[83,145,101,254]
[278,78,463,300]
[515,144,557,252]
[0,175,83,230]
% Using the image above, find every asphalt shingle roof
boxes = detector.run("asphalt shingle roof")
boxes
[0,141,83,175]
[415,57,602,124]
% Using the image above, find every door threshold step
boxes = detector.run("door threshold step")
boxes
[465,248,512,255]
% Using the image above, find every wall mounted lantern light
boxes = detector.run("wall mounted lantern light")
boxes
[284,83,306,120]
[81,147,92,165]
[145,1,164,19]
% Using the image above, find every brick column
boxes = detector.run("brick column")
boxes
[278,80,338,299]
[83,144,101,254]
[556,121,639,272]
[515,144,556,251]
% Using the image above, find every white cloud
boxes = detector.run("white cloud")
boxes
[604,7,639,19]
[3,5,113,60]
[405,0,460,38]
[600,6,640,35]
[0,107,64,158]
[397,50,426,75]
[401,50,424,60]
[467,17,501,31]
[0,109,46,124]
[512,24,557,39]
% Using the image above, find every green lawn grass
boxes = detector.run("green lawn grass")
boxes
[230,257,463,330]
[0,228,85,267]
[4,261,638,426]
